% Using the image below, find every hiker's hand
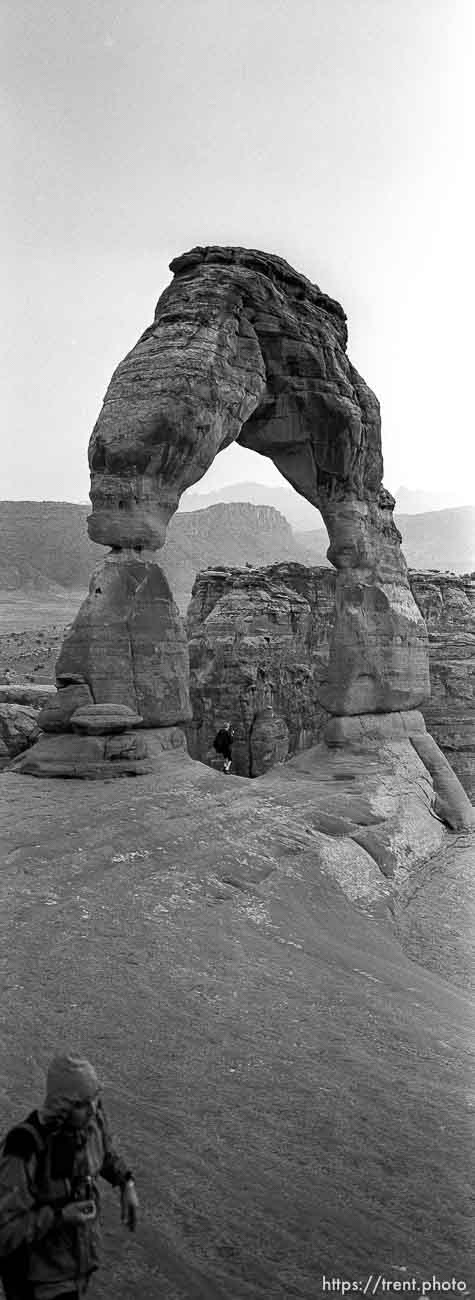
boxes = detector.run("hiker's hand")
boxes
[62,1199,97,1225]
[121,1179,139,1231]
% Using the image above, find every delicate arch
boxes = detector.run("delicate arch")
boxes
[83,246,429,715]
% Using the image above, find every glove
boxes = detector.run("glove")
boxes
[120,1179,139,1232]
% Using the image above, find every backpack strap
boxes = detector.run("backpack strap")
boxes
[3,1112,45,1164]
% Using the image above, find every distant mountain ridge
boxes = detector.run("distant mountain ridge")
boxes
[179,480,474,529]
[179,480,324,530]
[0,500,473,612]
[295,507,475,576]
[0,501,315,611]
[394,486,472,514]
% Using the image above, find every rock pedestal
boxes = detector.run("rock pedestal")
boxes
[13,725,187,779]
[56,554,191,725]
[13,554,191,778]
[318,496,429,714]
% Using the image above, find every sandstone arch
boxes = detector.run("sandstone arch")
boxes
[84,245,429,716]
[15,247,437,781]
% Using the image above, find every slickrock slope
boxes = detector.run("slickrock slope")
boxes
[187,564,475,796]
[1,751,473,1299]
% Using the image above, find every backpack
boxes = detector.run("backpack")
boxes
[0,1113,46,1297]
[213,728,233,755]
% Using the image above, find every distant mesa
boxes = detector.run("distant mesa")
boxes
[1,501,473,603]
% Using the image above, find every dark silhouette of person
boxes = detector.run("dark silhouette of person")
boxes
[213,722,235,773]
[0,1053,138,1299]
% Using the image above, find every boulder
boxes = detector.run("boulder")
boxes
[0,704,41,761]
[71,703,143,735]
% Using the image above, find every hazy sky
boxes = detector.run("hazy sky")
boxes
[3,0,473,504]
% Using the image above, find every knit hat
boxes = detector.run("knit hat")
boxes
[42,1053,100,1121]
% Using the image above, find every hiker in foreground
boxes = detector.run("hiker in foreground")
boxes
[213,721,235,773]
[0,1053,139,1300]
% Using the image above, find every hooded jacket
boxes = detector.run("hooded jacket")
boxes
[213,726,234,759]
[0,1055,131,1299]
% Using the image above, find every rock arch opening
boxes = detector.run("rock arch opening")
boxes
[180,441,326,535]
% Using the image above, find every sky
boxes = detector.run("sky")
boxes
[2,0,474,506]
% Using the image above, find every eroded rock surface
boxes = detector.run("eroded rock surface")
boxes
[0,685,56,708]
[85,245,429,716]
[56,554,191,726]
[187,564,474,801]
[38,682,94,732]
[18,248,442,776]
[15,554,192,776]
[187,563,334,776]
[410,571,475,799]
[0,704,41,767]
[13,725,187,778]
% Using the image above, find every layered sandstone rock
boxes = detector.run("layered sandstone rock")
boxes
[187,563,334,777]
[0,703,41,767]
[13,723,187,778]
[38,683,94,732]
[55,553,191,726]
[187,564,474,803]
[70,703,143,734]
[0,687,55,769]
[0,685,56,708]
[86,245,429,716]
[13,555,191,777]
[17,247,433,777]
[410,572,475,799]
